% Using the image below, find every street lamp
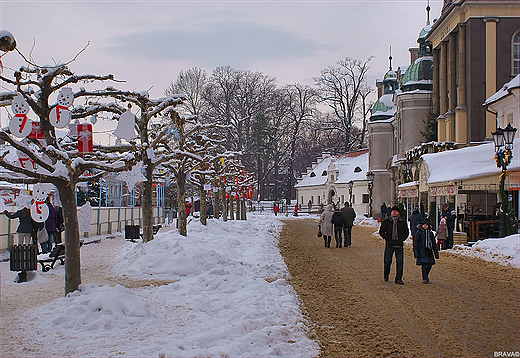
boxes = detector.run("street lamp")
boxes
[492,123,517,237]
[366,171,375,218]
[401,160,413,183]
[348,180,354,206]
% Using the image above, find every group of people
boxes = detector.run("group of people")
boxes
[317,201,456,285]
[318,202,356,248]
[4,197,64,254]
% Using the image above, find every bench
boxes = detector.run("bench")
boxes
[37,240,84,272]
[38,243,65,272]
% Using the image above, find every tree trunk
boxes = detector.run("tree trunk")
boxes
[241,200,247,220]
[176,171,187,236]
[199,178,207,226]
[141,161,154,242]
[230,193,235,220]
[213,188,220,219]
[236,197,240,220]
[221,185,228,222]
[59,181,81,296]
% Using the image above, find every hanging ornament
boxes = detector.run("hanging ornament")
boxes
[78,202,93,233]
[113,110,137,142]
[69,119,79,138]
[116,162,147,191]
[17,149,37,171]
[49,87,73,128]
[14,190,32,209]
[77,123,93,153]
[9,94,32,138]
[31,183,50,222]
[90,114,98,125]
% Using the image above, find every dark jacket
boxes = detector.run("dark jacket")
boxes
[441,207,456,229]
[408,211,423,238]
[381,205,388,215]
[379,216,409,247]
[45,203,58,232]
[341,206,356,227]
[4,209,34,233]
[331,211,346,229]
[413,227,439,265]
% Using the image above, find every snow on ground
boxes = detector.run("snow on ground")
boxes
[2,211,518,357]
[3,214,319,357]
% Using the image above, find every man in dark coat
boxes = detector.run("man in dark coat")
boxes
[331,207,346,248]
[380,202,387,221]
[341,202,356,247]
[379,206,409,284]
[441,203,456,249]
[408,209,423,239]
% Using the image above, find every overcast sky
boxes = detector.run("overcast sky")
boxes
[1,0,443,141]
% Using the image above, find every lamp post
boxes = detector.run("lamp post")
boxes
[348,180,354,206]
[401,160,413,183]
[492,123,517,237]
[366,171,375,218]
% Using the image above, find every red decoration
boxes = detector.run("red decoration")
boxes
[77,124,93,153]
[28,122,44,139]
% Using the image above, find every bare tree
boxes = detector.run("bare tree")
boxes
[314,56,373,152]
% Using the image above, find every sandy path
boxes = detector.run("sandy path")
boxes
[279,219,520,357]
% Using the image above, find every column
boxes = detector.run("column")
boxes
[484,17,499,140]
[438,41,448,142]
[447,32,457,142]
[456,23,468,144]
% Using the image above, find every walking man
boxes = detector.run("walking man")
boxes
[341,202,356,247]
[379,205,409,284]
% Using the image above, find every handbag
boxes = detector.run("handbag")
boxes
[317,226,322,237]
[37,226,49,243]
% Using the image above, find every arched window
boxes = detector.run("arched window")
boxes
[513,31,520,76]
[310,172,316,177]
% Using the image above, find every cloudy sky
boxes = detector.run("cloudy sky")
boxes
[1,0,442,140]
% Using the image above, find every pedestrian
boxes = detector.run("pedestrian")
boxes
[379,205,409,284]
[3,207,35,245]
[387,205,392,219]
[408,208,423,239]
[207,202,214,218]
[274,203,279,216]
[435,218,448,250]
[318,204,334,248]
[440,203,456,249]
[380,202,387,221]
[44,197,58,253]
[308,200,312,212]
[55,205,64,244]
[413,219,439,284]
[341,202,356,247]
[293,204,298,216]
[331,206,346,248]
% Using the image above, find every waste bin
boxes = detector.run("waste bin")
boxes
[125,225,140,242]
[10,244,37,283]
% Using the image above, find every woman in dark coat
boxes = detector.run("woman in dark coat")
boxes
[4,207,34,244]
[413,219,439,284]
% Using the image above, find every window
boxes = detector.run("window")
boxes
[331,174,335,181]
[321,170,327,176]
[311,196,314,204]
[310,172,316,177]
[513,31,520,75]
[352,195,356,204]
[341,195,344,203]
[301,196,303,204]
[354,166,362,173]
[317,196,320,204]
[362,194,370,204]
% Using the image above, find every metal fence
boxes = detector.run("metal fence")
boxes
[1,206,165,254]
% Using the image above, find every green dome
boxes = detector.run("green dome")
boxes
[384,70,397,81]
[419,24,431,39]
[370,94,396,120]
[401,57,433,92]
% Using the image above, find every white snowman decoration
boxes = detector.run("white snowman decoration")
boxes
[31,183,50,223]
[17,149,37,171]
[9,93,32,138]
[49,87,73,128]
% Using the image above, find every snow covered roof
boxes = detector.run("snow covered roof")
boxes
[371,93,396,118]
[484,74,520,105]
[295,151,368,188]
[421,138,520,184]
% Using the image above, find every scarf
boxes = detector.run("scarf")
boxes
[425,229,433,250]
[392,216,399,241]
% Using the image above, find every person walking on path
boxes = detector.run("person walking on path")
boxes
[435,218,448,250]
[331,207,346,248]
[341,202,356,247]
[379,205,409,284]
[4,207,35,245]
[413,219,440,284]
[441,203,456,249]
[408,208,423,239]
[318,204,334,248]
[274,204,279,216]
[44,197,58,252]
[380,202,387,221]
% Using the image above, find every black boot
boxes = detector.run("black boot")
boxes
[327,236,332,248]
[324,237,327,247]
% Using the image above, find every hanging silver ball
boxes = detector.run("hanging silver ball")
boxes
[0,30,16,52]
